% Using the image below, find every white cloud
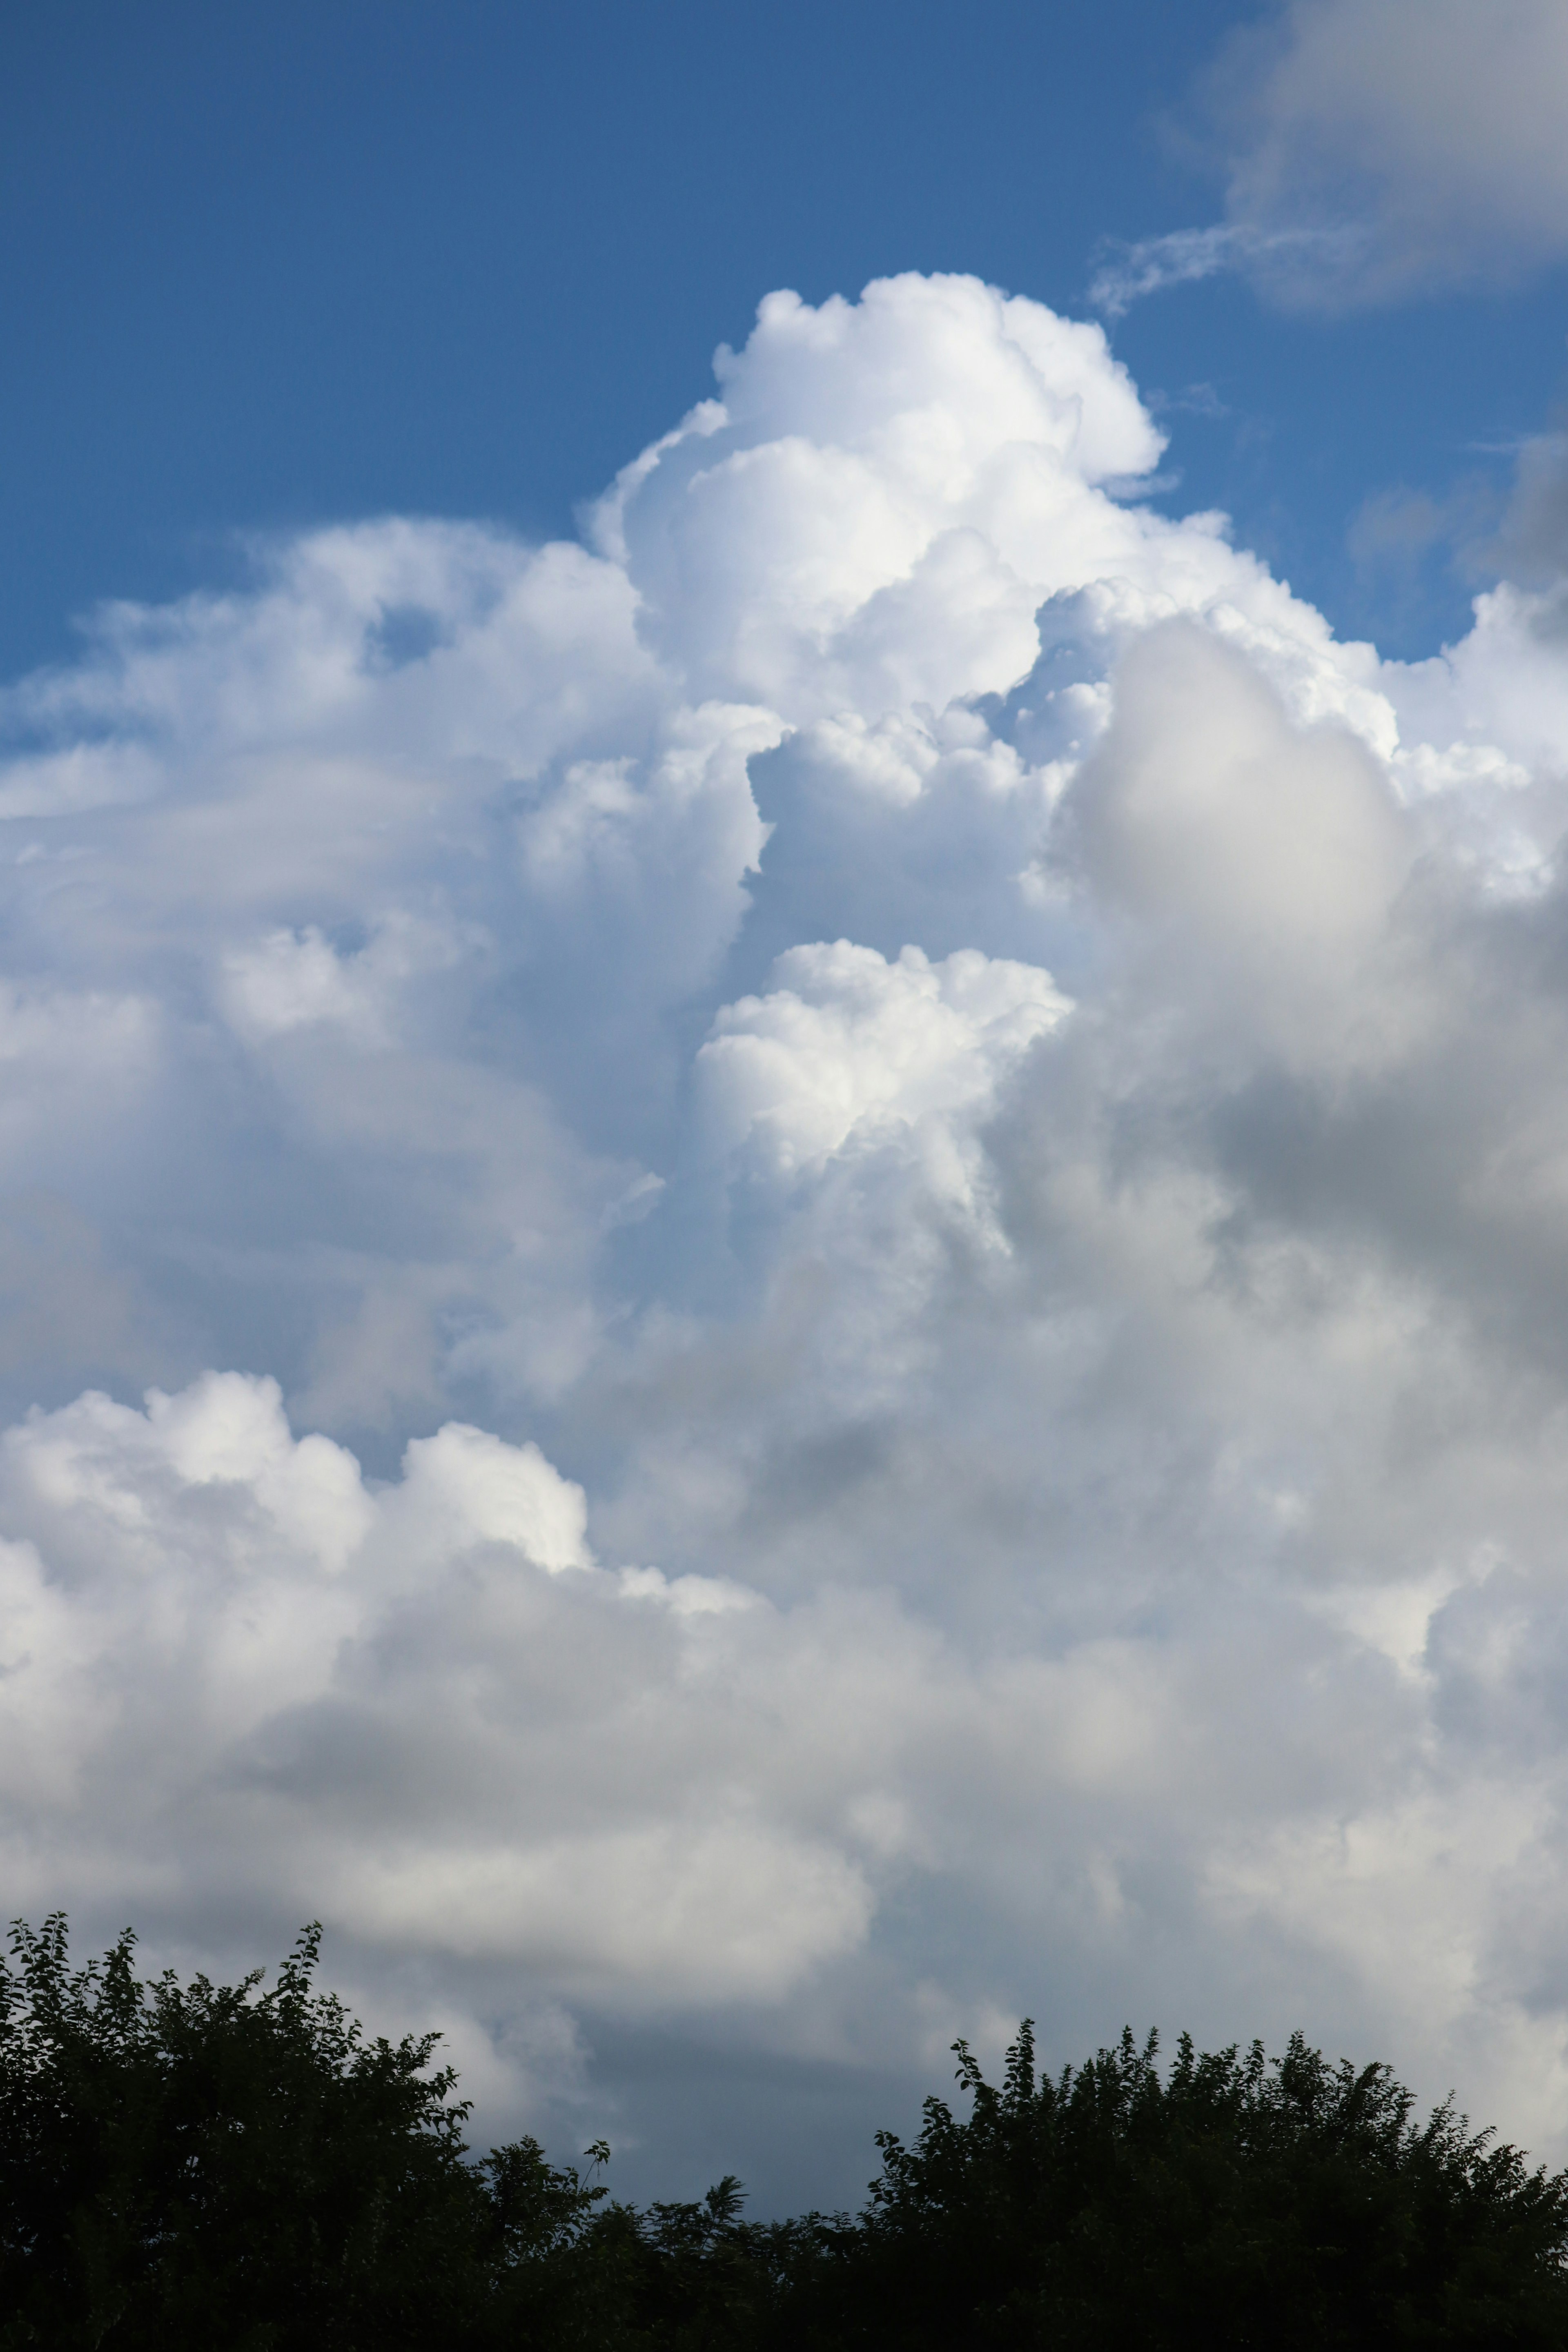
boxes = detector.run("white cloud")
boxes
[0,1374,872,2002]
[1088,222,1360,318]
[11,271,1568,2179]
[699,941,1067,1185]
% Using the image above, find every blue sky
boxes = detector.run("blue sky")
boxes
[12,0,1568,2216]
[8,0,1566,679]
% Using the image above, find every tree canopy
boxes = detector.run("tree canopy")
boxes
[2,1916,1565,2349]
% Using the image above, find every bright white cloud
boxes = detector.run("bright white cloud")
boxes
[699,941,1067,1183]
[10,272,1568,2181]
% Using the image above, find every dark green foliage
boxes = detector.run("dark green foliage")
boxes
[0,1914,494,2349]
[3,1919,1566,2350]
[839,2021,1568,2348]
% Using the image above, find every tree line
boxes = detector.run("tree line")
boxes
[3,1916,1566,2348]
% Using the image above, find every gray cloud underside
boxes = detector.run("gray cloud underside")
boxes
[1097,0,1568,313]
[6,272,1568,2187]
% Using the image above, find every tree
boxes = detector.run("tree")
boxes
[836,2021,1568,2348]
[0,1914,491,2349]
[5,1916,1568,2349]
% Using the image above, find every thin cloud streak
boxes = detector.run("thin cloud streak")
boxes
[1087,222,1359,317]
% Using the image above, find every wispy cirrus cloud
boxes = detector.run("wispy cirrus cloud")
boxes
[1088,221,1362,317]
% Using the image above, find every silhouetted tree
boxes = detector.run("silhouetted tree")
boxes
[5,1919,1568,2349]
[833,2020,1568,2348]
[0,1914,491,2348]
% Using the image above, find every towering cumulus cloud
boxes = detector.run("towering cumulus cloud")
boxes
[6,272,1568,2181]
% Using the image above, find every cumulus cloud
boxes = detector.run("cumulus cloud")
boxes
[1098,0,1568,313]
[0,1372,877,2004]
[699,942,1067,1185]
[12,271,1568,2189]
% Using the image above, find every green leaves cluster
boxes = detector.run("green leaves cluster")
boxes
[3,1920,1566,2350]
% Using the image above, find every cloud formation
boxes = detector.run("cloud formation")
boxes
[9,272,1568,2186]
[1096,0,1568,313]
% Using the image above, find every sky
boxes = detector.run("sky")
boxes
[9,0,1568,2213]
